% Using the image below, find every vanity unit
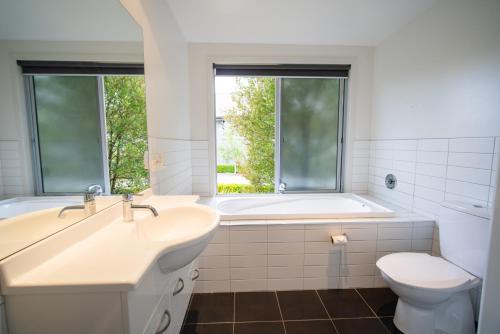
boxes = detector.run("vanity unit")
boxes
[0,195,219,334]
[0,297,6,334]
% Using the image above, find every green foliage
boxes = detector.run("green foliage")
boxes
[225,78,276,192]
[218,125,245,166]
[217,183,274,194]
[217,164,237,173]
[104,76,149,194]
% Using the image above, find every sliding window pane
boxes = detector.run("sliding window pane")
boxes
[279,78,341,191]
[33,76,105,193]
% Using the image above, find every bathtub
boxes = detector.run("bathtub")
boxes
[0,196,81,219]
[215,193,395,220]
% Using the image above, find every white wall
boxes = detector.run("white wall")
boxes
[366,1,500,330]
[0,40,143,198]
[371,0,500,140]
[188,43,374,195]
[479,155,500,333]
[121,0,193,195]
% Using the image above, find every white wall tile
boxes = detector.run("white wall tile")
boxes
[415,174,445,191]
[230,255,267,267]
[304,277,339,290]
[268,242,304,254]
[231,279,267,292]
[198,268,230,281]
[194,280,230,293]
[417,139,449,152]
[445,180,490,201]
[268,266,303,279]
[446,166,491,185]
[268,229,304,242]
[416,163,447,178]
[268,278,303,291]
[449,138,494,153]
[230,243,267,255]
[269,254,304,267]
[448,152,493,169]
[341,264,375,277]
[304,265,340,278]
[231,267,267,280]
[376,239,412,252]
[414,185,445,203]
[378,227,412,240]
[198,256,229,269]
[417,151,448,165]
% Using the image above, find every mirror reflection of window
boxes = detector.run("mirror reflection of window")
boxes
[22,63,149,195]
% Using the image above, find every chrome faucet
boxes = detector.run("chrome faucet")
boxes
[278,182,287,194]
[58,184,103,218]
[122,194,159,222]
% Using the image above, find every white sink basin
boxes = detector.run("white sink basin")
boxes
[135,204,219,273]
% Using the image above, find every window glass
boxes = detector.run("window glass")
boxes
[33,75,105,193]
[279,78,341,191]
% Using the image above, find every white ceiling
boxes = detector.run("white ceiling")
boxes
[0,0,142,41]
[166,0,438,46]
[0,0,437,45]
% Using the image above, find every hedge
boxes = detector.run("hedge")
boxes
[217,183,274,194]
[217,164,236,173]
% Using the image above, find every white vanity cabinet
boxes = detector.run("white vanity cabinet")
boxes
[5,260,199,334]
[132,260,199,334]
[0,296,7,334]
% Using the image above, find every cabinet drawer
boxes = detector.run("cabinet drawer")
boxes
[144,261,199,334]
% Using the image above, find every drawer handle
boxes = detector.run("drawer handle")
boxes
[191,269,200,281]
[173,278,184,296]
[155,309,171,334]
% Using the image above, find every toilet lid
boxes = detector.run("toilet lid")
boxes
[376,253,477,290]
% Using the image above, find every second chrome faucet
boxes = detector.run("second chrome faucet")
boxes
[122,194,159,222]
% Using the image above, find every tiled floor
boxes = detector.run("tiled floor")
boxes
[182,288,403,334]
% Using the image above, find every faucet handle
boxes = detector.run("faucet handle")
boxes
[122,194,134,202]
[83,192,96,202]
[87,184,103,195]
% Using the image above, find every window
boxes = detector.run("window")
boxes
[20,61,149,195]
[214,64,348,194]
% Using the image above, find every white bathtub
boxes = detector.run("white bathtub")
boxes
[215,193,395,220]
[0,197,81,219]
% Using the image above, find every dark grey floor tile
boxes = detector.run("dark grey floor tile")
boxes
[379,317,403,334]
[235,291,282,322]
[277,290,329,320]
[186,293,234,323]
[234,322,285,334]
[181,323,233,334]
[317,289,375,319]
[285,320,337,334]
[334,318,389,334]
[357,288,398,316]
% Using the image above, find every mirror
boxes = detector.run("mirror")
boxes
[0,195,122,261]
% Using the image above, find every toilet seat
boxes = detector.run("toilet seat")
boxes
[377,252,477,290]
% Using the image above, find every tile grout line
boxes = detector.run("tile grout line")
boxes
[232,292,236,334]
[354,289,392,334]
[314,289,340,334]
[274,291,287,334]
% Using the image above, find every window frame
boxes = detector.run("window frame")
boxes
[213,65,349,195]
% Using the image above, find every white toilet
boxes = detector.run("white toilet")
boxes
[377,202,491,334]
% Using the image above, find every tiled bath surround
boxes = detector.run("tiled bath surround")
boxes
[0,140,24,199]
[195,219,434,293]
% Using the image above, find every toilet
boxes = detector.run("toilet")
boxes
[377,202,491,334]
